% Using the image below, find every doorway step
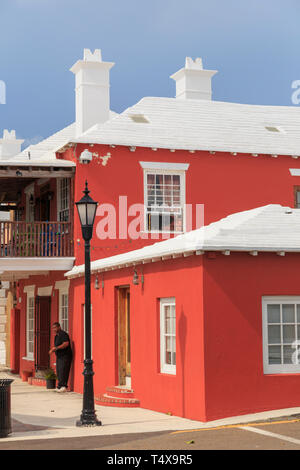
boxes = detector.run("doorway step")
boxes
[95,386,140,407]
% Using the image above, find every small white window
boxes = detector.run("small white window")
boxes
[262,297,300,374]
[57,178,70,222]
[26,296,35,360]
[160,297,176,374]
[144,170,185,233]
[59,293,69,333]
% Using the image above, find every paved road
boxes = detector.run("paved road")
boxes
[2,415,300,450]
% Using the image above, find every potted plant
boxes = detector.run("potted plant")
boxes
[44,368,57,389]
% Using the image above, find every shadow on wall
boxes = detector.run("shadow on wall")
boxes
[69,340,76,391]
[179,307,187,417]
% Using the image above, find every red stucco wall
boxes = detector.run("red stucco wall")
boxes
[203,252,300,421]
[71,255,206,422]
[64,143,300,266]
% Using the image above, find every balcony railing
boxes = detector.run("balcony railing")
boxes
[0,221,73,257]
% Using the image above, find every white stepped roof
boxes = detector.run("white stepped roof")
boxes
[72,97,300,156]
[10,123,76,165]
[65,204,300,279]
[6,110,118,166]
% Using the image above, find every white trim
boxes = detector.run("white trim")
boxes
[55,280,70,333]
[0,257,75,273]
[37,286,53,296]
[22,356,34,362]
[57,177,70,222]
[160,297,176,375]
[26,292,35,361]
[59,291,69,333]
[55,280,70,292]
[139,161,189,171]
[262,296,300,374]
[143,167,187,233]
[289,169,300,176]
[24,285,35,295]
[24,183,35,195]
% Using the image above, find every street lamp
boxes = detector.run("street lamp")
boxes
[75,181,101,427]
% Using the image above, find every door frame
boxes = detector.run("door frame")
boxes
[117,286,131,386]
[34,295,51,372]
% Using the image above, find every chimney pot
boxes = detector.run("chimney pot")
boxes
[0,129,24,159]
[170,57,217,100]
[70,49,115,137]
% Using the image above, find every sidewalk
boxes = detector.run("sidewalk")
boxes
[2,370,300,443]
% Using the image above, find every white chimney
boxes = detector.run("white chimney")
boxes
[70,49,115,137]
[170,57,217,100]
[0,130,24,160]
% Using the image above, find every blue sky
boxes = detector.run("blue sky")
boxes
[0,0,300,146]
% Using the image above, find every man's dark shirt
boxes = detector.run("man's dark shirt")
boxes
[54,330,72,359]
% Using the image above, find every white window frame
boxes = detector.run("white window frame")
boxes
[57,178,70,222]
[262,296,300,374]
[59,292,69,333]
[24,285,35,361]
[160,297,176,375]
[55,280,70,333]
[140,162,189,234]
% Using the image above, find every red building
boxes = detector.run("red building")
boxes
[2,49,300,421]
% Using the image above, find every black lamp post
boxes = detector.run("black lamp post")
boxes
[75,181,101,427]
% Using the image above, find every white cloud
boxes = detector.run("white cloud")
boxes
[22,135,43,149]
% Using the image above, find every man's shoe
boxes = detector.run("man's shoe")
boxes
[59,387,67,392]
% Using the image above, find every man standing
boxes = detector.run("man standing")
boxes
[49,322,73,392]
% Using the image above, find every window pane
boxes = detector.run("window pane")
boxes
[146,172,183,232]
[282,304,295,323]
[165,337,172,364]
[283,345,294,364]
[165,307,171,334]
[283,325,295,344]
[268,325,281,344]
[297,305,300,323]
[267,304,280,323]
[268,345,281,364]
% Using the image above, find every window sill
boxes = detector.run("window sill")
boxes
[22,356,34,362]
[140,231,184,235]
[160,369,176,376]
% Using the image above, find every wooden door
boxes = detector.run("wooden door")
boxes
[34,296,51,371]
[118,287,131,385]
[40,193,51,221]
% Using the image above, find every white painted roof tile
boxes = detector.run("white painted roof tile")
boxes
[11,123,76,164]
[73,97,300,156]
[66,205,300,278]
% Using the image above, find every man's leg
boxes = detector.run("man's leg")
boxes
[60,356,72,389]
[56,357,63,389]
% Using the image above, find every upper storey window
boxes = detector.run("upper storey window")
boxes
[140,162,189,233]
[57,178,70,222]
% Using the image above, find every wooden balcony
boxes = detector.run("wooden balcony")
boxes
[0,221,73,258]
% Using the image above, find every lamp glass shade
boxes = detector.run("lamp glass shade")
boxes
[76,182,98,228]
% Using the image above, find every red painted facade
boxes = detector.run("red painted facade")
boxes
[10,141,300,422]
[60,143,300,264]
